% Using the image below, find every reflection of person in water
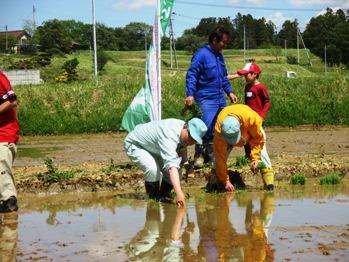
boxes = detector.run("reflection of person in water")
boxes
[195,193,244,261]
[0,213,18,262]
[125,203,190,261]
[243,193,275,262]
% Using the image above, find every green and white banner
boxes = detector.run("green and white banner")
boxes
[121,0,175,132]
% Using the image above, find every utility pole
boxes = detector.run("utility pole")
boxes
[32,5,36,31]
[324,44,327,74]
[284,40,287,63]
[144,27,147,58]
[92,0,98,79]
[5,25,8,52]
[297,27,312,66]
[169,18,173,68]
[168,17,178,69]
[243,24,246,62]
[297,30,300,64]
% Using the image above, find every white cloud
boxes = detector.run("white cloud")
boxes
[112,0,155,10]
[289,0,348,8]
[267,12,293,30]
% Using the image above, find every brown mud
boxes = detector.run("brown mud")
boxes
[13,126,349,194]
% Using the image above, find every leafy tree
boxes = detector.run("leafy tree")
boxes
[176,33,205,53]
[0,35,16,53]
[303,8,349,66]
[122,22,152,51]
[277,20,298,48]
[34,19,71,53]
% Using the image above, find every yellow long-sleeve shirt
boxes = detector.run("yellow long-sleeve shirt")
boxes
[214,104,264,185]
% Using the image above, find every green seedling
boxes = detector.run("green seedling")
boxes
[291,173,306,185]
[319,173,341,185]
[257,161,266,170]
[235,155,249,167]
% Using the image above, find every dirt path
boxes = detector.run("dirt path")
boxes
[13,126,349,193]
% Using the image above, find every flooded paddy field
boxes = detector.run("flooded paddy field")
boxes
[1,184,348,261]
[1,126,348,261]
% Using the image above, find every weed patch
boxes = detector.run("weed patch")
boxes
[291,173,306,185]
[319,173,341,185]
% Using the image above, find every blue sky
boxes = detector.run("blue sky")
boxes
[1,0,348,36]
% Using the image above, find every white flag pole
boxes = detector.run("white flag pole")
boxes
[157,0,162,120]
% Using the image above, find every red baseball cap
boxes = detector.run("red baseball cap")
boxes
[237,63,261,75]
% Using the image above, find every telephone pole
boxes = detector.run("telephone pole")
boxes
[92,0,98,79]
[168,17,178,69]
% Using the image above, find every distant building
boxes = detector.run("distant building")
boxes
[0,30,31,53]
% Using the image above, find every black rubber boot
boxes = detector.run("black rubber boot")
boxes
[203,143,214,165]
[144,181,160,200]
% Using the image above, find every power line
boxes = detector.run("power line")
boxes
[175,0,326,12]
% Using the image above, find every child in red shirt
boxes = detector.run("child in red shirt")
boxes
[229,63,270,120]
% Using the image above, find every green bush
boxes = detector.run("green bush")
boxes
[291,173,306,185]
[56,58,79,82]
[97,50,109,72]
[319,173,341,185]
[287,55,298,64]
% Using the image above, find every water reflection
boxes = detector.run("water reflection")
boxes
[193,192,275,261]
[126,202,187,261]
[124,193,275,261]
[0,213,18,262]
[15,186,349,261]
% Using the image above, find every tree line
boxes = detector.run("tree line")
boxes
[0,8,348,66]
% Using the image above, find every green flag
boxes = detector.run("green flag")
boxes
[120,0,175,132]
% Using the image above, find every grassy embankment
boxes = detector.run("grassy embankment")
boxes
[1,48,348,135]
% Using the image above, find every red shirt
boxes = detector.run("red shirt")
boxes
[0,71,19,143]
[244,82,270,120]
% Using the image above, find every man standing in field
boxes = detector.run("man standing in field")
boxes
[124,118,207,207]
[212,104,274,192]
[0,70,20,213]
[185,26,238,168]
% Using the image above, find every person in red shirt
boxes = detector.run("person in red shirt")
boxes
[0,70,20,213]
[228,63,271,158]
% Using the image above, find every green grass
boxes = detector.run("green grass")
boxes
[1,49,348,135]
[319,173,341,185]
[291,173,306,185]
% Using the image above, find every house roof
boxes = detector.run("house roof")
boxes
[0,30,30,39]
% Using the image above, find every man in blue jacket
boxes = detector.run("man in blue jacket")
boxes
[185,26,237,167]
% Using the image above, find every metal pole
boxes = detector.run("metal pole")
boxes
[324,44,327,74]
[284,39,287,62]
[169,18,173,69]
[33,5,36,31]
[92,0,98,79]
[243,24,246,62]
[5,25,8,52]
[297,29,300,64]
[157,0,161,120]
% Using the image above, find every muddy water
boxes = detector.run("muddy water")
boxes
[1,185,349,261]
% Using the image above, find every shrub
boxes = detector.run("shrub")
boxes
[319,173,341,185]
[97,50,109,72]
[287,55,298,64]
[291,173,306,185]
[56,58,79,82]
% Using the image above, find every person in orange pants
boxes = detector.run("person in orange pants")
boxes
[212,104,274,191]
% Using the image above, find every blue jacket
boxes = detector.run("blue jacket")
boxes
[186,44,233,102]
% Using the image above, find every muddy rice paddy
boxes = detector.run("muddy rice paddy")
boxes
[0,126,348,261]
